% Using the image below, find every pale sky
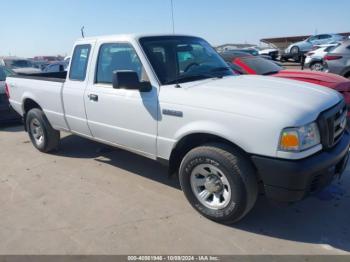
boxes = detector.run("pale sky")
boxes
[1,0,349,57]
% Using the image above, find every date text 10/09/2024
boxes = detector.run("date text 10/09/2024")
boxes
[127,256,220,261]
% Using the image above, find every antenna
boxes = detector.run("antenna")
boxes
[81,26,85,38]
[170,0,175,34]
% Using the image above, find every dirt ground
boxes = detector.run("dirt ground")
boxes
[0,124,349,255]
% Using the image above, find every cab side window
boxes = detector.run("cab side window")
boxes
[69,45,91,81]
[96,43,147,84]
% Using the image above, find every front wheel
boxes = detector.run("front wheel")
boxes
[179,143,258,224]
[290,46,299,55]
[26,108,60,153]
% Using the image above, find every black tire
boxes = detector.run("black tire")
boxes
[290,46,299,55]
[280,57,287,62]
[310,61,324,71]
[26,108,60,153]
[179,143,258,224]
[290,46,300,62]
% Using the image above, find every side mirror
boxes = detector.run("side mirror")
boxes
[112,70,151,92]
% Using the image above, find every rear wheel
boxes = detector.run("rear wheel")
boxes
[290,46,300,62]
[26,108,60,153]
[310,62,324,71]
[179,143,258,224]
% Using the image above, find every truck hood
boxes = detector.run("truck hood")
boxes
[163,75,342,126]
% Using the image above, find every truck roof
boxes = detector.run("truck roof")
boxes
[75,33,200,43]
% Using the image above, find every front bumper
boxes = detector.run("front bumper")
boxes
[251,131,350,202]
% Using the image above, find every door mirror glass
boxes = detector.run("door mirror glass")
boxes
[112,70,151,92]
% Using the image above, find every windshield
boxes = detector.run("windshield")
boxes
[140,36,234,85]
[240,57,282,75]
[5,59,34,69]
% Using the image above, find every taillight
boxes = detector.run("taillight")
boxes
[325,55,343,61]
[5,83,10,98]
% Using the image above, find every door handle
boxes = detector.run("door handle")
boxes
[88,94,98,102]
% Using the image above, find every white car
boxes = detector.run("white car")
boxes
[305,43,340,71]
[258,48,279,60]
[6,34,350,223]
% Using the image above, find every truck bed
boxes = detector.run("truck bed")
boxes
[6,73,68,130]
[13,71,67,83]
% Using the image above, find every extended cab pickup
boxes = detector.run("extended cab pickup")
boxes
[6,34,350,223]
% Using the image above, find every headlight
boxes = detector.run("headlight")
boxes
[279,122,321,152]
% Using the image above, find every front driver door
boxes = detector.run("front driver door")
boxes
[84,42,158,157]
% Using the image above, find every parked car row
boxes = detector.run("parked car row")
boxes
[218,47,279,61]
[281,33,345,62]
[0,57,69,74]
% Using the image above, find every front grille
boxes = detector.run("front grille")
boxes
[318,100,347,149]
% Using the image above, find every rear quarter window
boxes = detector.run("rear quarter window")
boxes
[69,44,91,81]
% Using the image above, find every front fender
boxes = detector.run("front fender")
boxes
[173,120,248,153]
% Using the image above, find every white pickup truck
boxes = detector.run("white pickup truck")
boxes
[6,34,350,223]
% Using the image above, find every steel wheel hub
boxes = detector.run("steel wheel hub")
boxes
[190,164,232,210]
[30,118,44,146]
[205,175,223,193]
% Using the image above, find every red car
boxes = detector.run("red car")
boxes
[220,51,350,117]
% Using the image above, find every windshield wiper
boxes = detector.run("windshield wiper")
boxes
[210,67,231,72]
[164,73,220,85]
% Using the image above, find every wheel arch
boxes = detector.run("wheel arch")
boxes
[167,132,251,177]
[22,97,43,131]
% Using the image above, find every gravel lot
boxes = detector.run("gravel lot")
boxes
[0,124,349,255]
